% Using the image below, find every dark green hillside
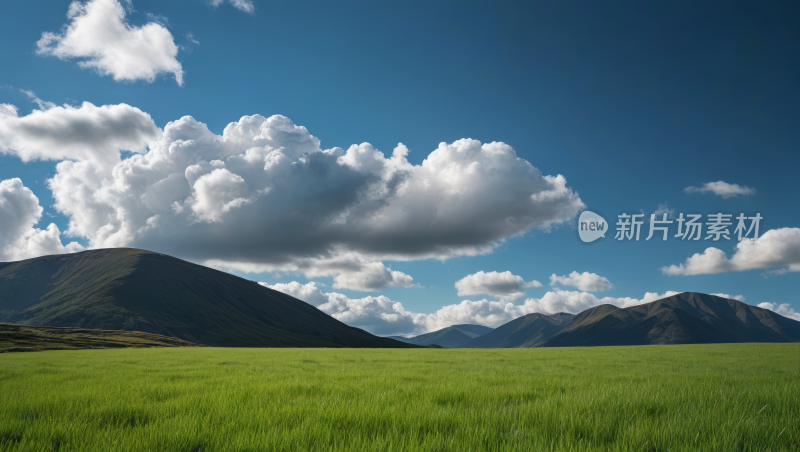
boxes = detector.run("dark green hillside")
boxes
[0,249,414,348]
[464,312,575,348]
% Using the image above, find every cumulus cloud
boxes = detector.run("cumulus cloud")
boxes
[3,104,584,290]
[210,0,255,14]
[189,167,255,223]
[266,281,680,336]
[264,281,419,335]
[0,101,159,166]
[549,271,614,292]
[326,260,414,291]
[757,302,800,321]
[661,228,800,276]
[37,0,184,85]
[683,181,755,198]
[0,178,83,262]
[0,179,42,256]
[455,271,541,301]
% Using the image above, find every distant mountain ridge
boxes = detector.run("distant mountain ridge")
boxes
[465,312,575,348]
[392,294,800,348]
[388,324,494,347]
[543,292,800,347]
[0,249,414,348]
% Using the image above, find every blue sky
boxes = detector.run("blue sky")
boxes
[1,0,798,335]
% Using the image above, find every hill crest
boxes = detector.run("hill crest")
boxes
[0,248,414,348]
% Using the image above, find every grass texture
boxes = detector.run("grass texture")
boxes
[1,343,798,451]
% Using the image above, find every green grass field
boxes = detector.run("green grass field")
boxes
[1,344,798,452]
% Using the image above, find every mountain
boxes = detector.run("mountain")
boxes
[0,249,415,348]
[543,292,800,347]
[0,323,199,353]
[388,324,494,347]
[463,313,575,348]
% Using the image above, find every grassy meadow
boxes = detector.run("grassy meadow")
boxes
[1,344,798,452]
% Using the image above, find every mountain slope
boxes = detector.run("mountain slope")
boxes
[0,323,200,353]
[464,312,575,348]
[388,324,494,347]
[544,292,800,347]
[0,249,414,348]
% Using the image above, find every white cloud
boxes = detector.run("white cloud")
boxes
[232,252,414,292]
[455,270,541,301]
[188,167,254,223]
[0,101,159,166]
[757,302,800,321]
[327,261,414,291]
[4,104,584,290]
[247,254,415,292]
[0,104,18,117]
[684,181,755,198]
[514,290,681,317]
[661,228,800,276]
[37,0,184,85]
[662,247,730,276]
[183,33,200,54]
[0,178,83,262]
[549,271,613,292]
[265,281,679,336]
[20,89,57,111]
[761,268,789,278]
[261,281,329,305]
[264,281,419,335]
[144,12,169,27]
[210,0,255,14]
[710,293,746,302]
[0,179,42,256]
[652,202,675,219]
